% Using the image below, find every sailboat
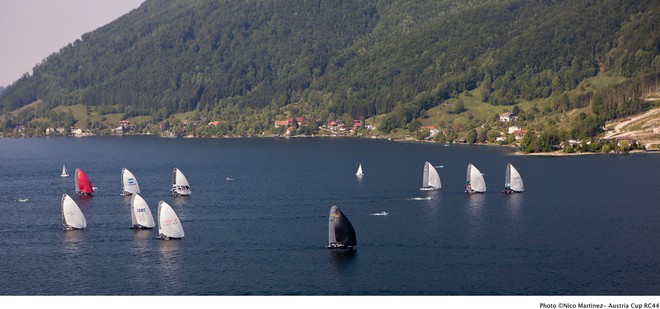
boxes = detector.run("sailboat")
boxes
[327,206,357,250]
[356,164,364,176]
[504,163,524,194]
[171,168,191,197]
[465,163,486,194]
[420,161,441,191]
[121,168,140,196]
[61,165,69,177]
[130,193,155,229]
[61,193,86,230]
[157,201,184,240]
[75,168,94,195]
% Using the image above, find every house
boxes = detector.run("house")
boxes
[352,120,362,128]
[419,126,439,138]
[71,127,83,136]
[274,117,304,128]
[208,121,221,127]
[500,112,518,122]
[495,136,507,142]
[507,126,522,134]
[513,129,528,140]
[274,120,290,128]
[419,125,436,131]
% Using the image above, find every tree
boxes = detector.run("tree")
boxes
[466,129,477,144]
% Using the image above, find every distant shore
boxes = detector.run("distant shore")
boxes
[3,132,658,155]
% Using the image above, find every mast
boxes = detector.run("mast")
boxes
[422,161,430,188]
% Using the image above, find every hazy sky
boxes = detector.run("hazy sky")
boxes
[0,0,145,87]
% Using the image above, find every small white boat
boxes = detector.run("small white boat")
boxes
[61,165,69,177]
[420,161,441,191]
[370,211,389,216]
[121,168,140,196]
[17,198,29,203]
[356,164,364,176]
[158,201,184,240]
[465,163,486,194]
[130,193,155,229]
[61,193,86,230]
[409,196,433,201]
[171,168,191,196]
[226,177,234,181]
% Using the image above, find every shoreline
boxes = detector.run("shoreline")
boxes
[2,133,657,155]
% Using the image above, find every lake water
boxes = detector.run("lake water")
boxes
[0,136,659,295]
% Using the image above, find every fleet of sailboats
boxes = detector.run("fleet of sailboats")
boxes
[52,160,523,243]
[327,205,357,250]
[121,168,140,196]
[171,168,191,197]
[420,161,441,191]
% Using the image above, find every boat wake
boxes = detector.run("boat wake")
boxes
[408,197,432,201]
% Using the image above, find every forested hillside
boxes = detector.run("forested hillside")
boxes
[1,0,659,139]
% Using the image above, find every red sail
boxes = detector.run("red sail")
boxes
[75,168,94,195]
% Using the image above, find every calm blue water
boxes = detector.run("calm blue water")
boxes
[0,136,659,295]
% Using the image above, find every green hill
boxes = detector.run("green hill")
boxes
[1,0,659,138]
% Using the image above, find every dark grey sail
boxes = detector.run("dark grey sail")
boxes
[327,206,357,249]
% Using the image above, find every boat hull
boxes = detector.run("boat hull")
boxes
[326,243,355,250]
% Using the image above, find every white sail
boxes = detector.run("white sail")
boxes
[420,161,441,190]
[171,168,191,196]
[158,201,184,239]
[130,193,155,229]
[61,165,69,177]
[356,164,364,176]
[61,193,86,230]
[505,163,524,192]
[121,168,140,196]
[466,163,486,193]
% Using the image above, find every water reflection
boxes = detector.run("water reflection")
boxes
[132,229,153,253]
[121,195,132,207]
[158,240,183,292]
[62,229,84,254]
[75,195,93,210]
[172,196,188,207]
[465,193,486,218]
[465,193,486,238]
[328,249,357,271]
[505,193,524,220]
[421,191,442,216]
